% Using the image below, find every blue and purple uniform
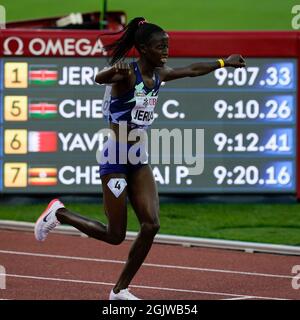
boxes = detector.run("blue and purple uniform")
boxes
[99,62,161,177]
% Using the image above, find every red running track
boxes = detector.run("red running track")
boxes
[0,229,299,300]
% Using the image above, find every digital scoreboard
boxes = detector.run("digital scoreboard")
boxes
[0,30,299,195]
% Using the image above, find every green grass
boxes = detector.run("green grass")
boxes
[1,0,299,30]
[1,202,300,245]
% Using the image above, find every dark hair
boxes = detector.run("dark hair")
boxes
[105,17,164,65]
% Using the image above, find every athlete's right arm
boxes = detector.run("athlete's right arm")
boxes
[95,62,132,84]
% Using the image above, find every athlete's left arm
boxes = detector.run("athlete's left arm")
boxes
[159,54,246,82]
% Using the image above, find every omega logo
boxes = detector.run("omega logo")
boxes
[3,36,24,55]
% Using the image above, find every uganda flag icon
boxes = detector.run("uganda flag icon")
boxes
[29,101,58,119]
[29,65,58,86]
[28,167,57,186]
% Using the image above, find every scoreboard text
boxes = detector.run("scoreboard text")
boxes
[0,30,299,195]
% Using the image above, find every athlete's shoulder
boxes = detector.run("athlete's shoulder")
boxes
[156,65,173,81]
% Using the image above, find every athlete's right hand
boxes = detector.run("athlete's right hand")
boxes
[113,62,131,75]
[95,63,131,84]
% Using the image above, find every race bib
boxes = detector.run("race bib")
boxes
[131,91,158,126]
[107,178,127,198]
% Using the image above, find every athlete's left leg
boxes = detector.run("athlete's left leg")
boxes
[113,164,160,293]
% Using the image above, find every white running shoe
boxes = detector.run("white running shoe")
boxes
[109,288,141,300]
[34,199,64,241]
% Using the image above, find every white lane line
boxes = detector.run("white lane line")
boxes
[0,249,293,279]
[5,273,288,300]
[222,296,254,300]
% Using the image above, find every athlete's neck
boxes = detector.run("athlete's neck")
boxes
[137,58,156,78]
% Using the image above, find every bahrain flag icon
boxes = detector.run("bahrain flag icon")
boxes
[28,131,58,152]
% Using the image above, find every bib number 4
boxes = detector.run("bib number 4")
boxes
[107,178,127,198]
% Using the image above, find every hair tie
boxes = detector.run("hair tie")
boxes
[138,20,147,26]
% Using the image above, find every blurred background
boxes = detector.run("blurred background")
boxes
[1,0,298,30]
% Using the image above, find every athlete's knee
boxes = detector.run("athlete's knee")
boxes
[108,232,126,245]
[141,222,160,237]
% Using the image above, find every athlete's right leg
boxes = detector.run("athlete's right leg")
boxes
[55,173,128,245]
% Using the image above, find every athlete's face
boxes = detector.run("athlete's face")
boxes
[143,32,169,67]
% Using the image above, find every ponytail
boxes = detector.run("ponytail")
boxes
[104,17,164,65]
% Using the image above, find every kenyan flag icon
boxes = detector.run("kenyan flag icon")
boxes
[29,100,58,119]
[29,65,58,86]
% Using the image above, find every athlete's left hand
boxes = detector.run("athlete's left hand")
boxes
[225,54,246,68]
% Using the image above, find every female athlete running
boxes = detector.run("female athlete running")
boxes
[34,17,245,300]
